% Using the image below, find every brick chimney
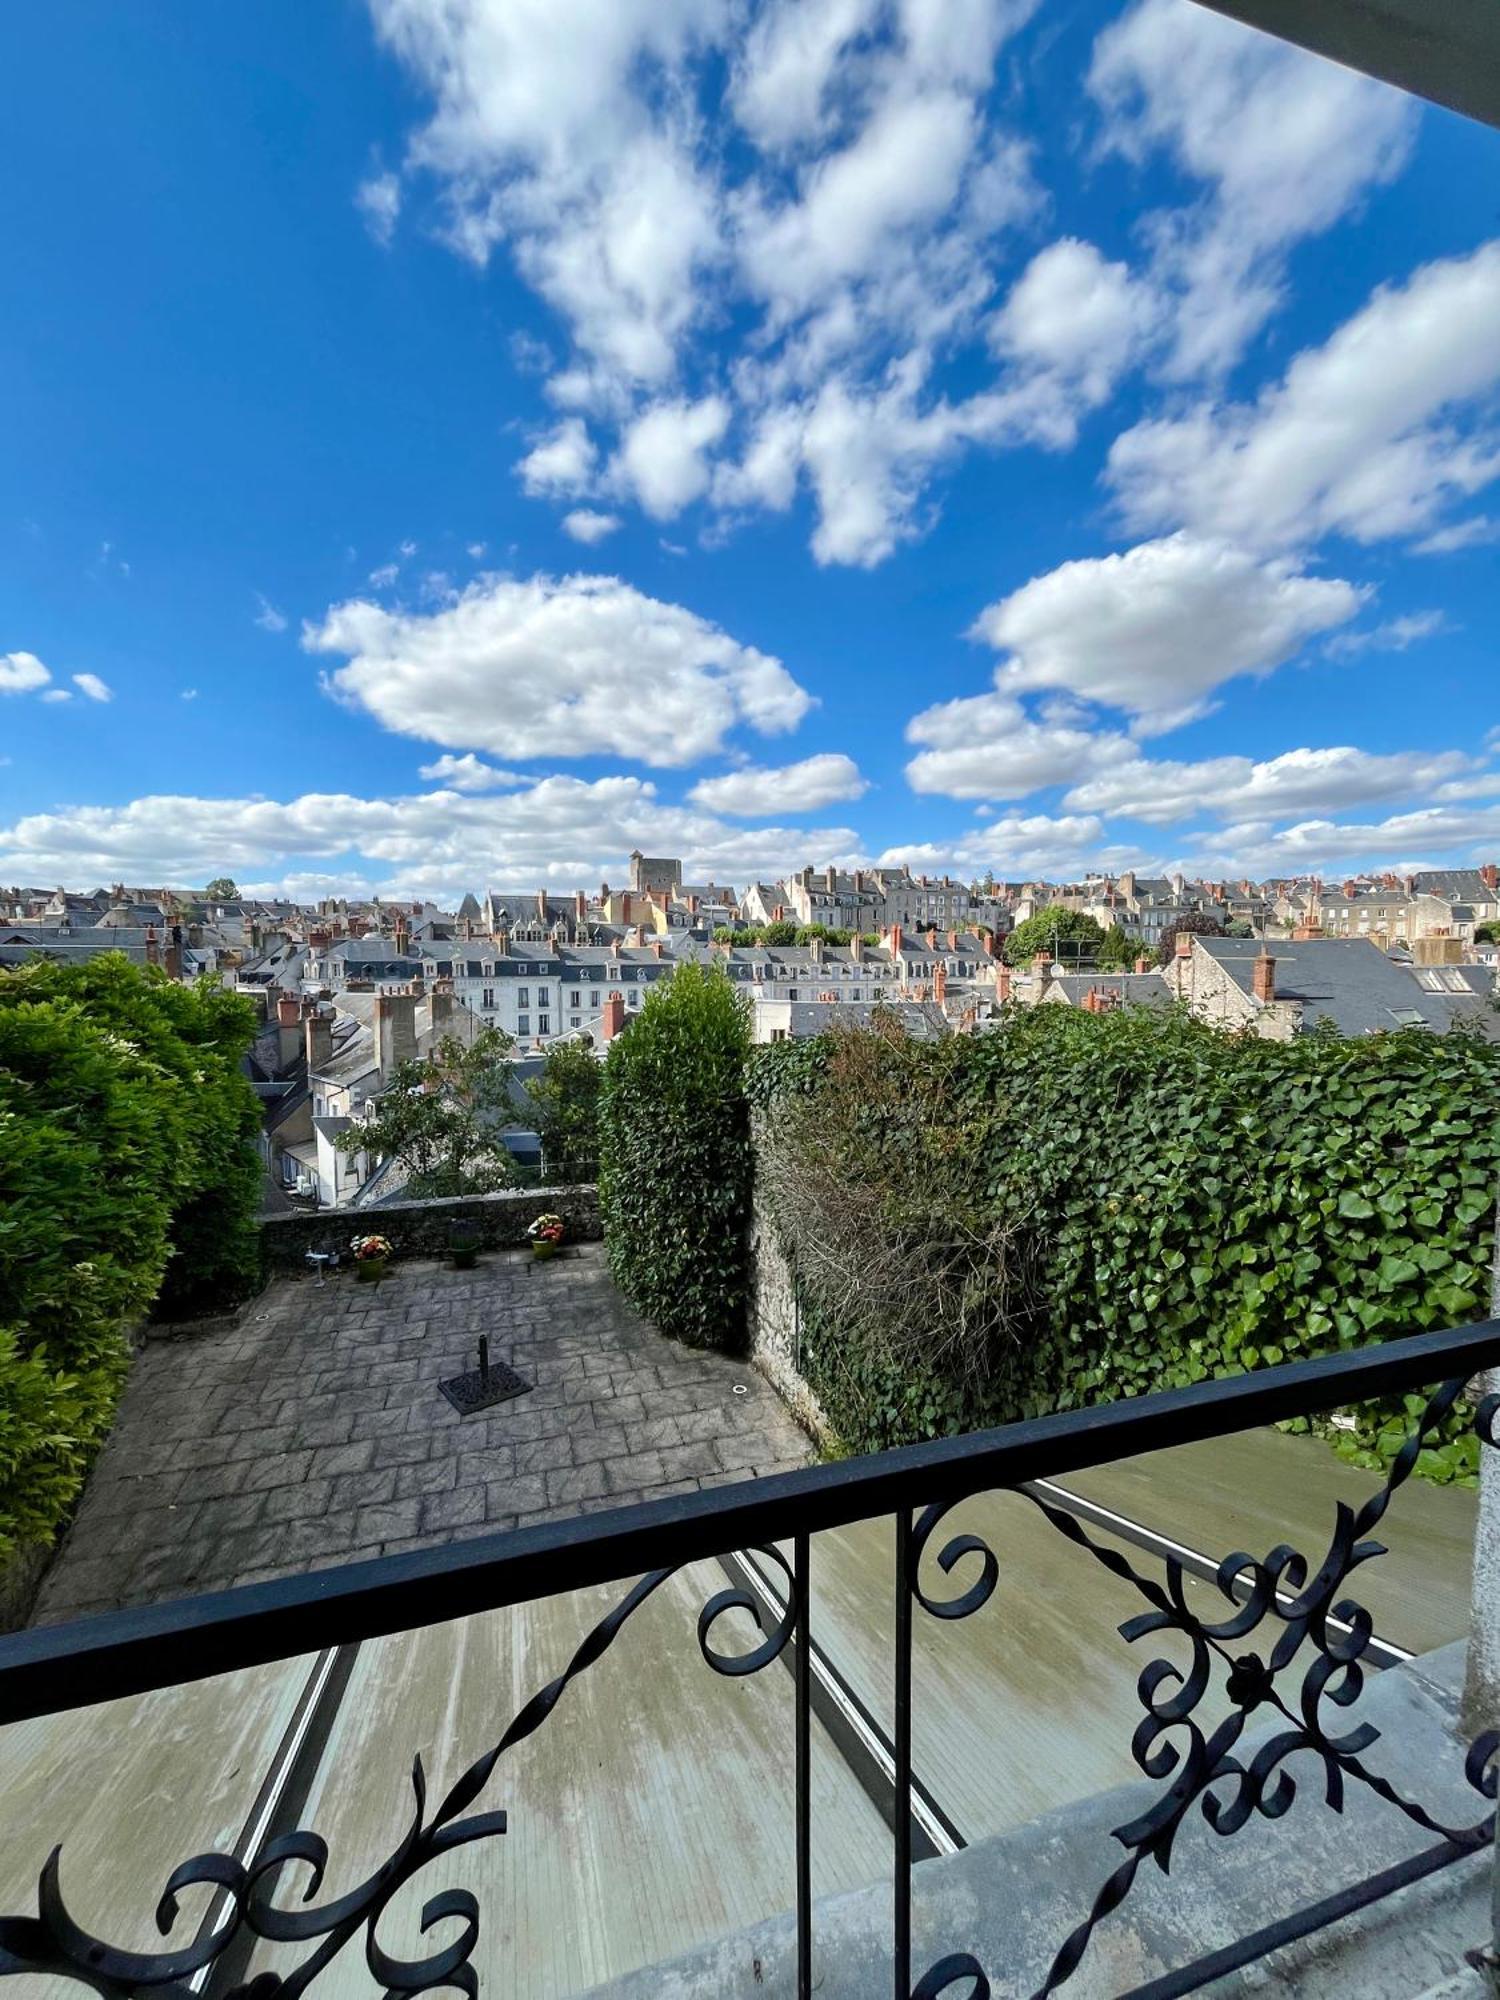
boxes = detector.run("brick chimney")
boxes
[144,924,161,966]
[996,961,1011,1003]
[575,889,588,925]
[621,892,633,924]
[1175,933,1194,959]
[275,992,302,1070]
[374,986,419,1080]
[602,991,626,1040]
[1134,955,1152,975]
[537,887,549,921]
[1252,948,1276,1003]
[650,938,663,958]
[1482,862,1499,892]
[934,960,947,1005]
[946,929,959,951]
[429,977,455,1040]
[825,865,837,893]
[886,924,903,957]
[851,933,864,963]
[164,924,183,980]
[1033,950,1051,973]
[304,1000,334,1074]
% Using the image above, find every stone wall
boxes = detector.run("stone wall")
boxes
[748,1162,834,1448]
[259,1183,601,1271]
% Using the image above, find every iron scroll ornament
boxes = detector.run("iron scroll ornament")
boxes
[0,1546,799,1999]
[905,1381,1500,2000]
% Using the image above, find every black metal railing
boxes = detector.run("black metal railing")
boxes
[1,1317,1497,1998]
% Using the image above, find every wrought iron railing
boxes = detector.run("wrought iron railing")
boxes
[1,1318,1497,1998]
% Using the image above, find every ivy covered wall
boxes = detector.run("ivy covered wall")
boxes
[748,1007,1500,1482]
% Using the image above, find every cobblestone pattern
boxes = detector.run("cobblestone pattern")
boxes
[258,1184,601,1271]
[32,1244,812,1625]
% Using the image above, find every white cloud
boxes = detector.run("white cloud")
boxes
[561,508,622,544]
[1109,241,1500,549]
[368,563,400,589]
[72,673,113,703]
[905,692,1128,799]
[181,688,199,701]
[0,774,863,901]
[1415,516,1500,556]
[40,689,73,704]
[1324,610,1448,659]
[612,397,730,518]
[254,593,289,633]
[1188,802,1500,878]
[0,651,51,695]
[968,533,1364,731]
[1089,0,1415,378]
[1064,745,1474,825]
[991,237,1158,410]
[518,417,598,498]
[688,753,868,815]
[466,541,488,559]
[878,812,1144,880]
[417,753,526,791]
[729,0,881,152]
[305,571,813,766]
[356,170,403,245]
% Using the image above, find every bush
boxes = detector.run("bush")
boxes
[0,958,262,1557]
[750,1006,1500,1478]
[598,964,752,1351]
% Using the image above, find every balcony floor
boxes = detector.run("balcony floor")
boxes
[32,1242,812,1623]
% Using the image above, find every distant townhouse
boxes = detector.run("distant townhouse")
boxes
[1167,934,1493,1040]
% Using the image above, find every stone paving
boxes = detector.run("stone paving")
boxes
[33,1244,812,1624]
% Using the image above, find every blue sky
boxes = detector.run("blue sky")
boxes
[2,0,1498,902]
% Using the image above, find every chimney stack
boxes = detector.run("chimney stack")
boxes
[144,924,161,966]
[275,992,302,1070]
[1135,955,1152,975]
[851,933,864,963]
[374,986,419,1080]
[304,1000,334,1074]
[429,977,455,1041]
[1482,862,1499,892]
[1033,950,1051,973]
[934,961,947,1006]
[575,889,589,926]
[602,991,626,1040]
[996,961,1012,1003]
[165,924,183,980]
[1175,932,1194,959]
[886,923,903,957]
[1252,949,1276,1003]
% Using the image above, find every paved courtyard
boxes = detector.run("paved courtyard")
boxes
[33,1243,812,1624]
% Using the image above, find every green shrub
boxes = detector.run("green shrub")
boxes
[750,1006,1500,1479]
[0,958,262,1557]
[526,1038,603,1179]
[598,964,752,1351]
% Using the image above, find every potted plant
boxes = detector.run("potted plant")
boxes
[350,1233,393,1282]
[527,1213,565,1261]
[449,1218,480,1271]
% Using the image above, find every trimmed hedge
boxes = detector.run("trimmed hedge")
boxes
[598,963,752,1352]
[0,957,262,1558]
[750,1006,1500,1480]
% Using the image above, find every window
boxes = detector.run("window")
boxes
[770,1028,787,1042]
[518,986,530,1007]
[788,988,799,1001]
[481,987,495,1010]
[538,1014,551,1035]
[590,989,600,1010]
[851,989,861,1002]
[569,989,581,1012]
[629,989,641,1006]
[517,1014,530,1036]
[537,986,551,1006]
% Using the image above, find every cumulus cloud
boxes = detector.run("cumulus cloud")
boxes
[1188,801,1500,878]
[560,508,621,544]
[518,417,598,498]
[1089,0,1415,378]
[968,534,1363,731]
[305,571,813,766]
[991,237,1159,411]
[417,753,526,791]
[0,775,862,902]
[905,692,1129,799]
[1415,515,1500,555]
[72,673,113,703]
[1063,745,1474,825]
[688,753,868,815]
[878,812,1146,881]
[612,397,730,517]
[357,170,403,245]
[0,651,52,695]
[1108,241,1500,549]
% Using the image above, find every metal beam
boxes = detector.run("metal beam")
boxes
[1191,0,1500,130]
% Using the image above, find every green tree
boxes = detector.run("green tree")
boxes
[1002,908,1107,967]
[598,963,751,1351]
[1095,924,1144,972]
[757,920,798,946]
[1156,913,1226,964]
[1476,921,1499,945]
[343,1027,517,1197]
[204,877,238,900]
[526,1038,603,1181]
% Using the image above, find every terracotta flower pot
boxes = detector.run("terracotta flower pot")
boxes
[356,1258,388,1283]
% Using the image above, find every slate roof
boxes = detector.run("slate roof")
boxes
[1195,936,1481,1035]
[1047,972,1174,1008]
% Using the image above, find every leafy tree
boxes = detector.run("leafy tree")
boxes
[1095,924,1144,972]
[342,1026,518,1197]
[204,877,238,900]
[795,924,852,945]
[1002,908,1107,967]
[757,920,798,946]
[526,1038,603,1180]
[1156,913,1226,963]
[598,963,751,1351]
[1476,921,1499,945]
[1225,919,1257,938]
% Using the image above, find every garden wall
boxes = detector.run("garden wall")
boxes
[260,1183,601,1270]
